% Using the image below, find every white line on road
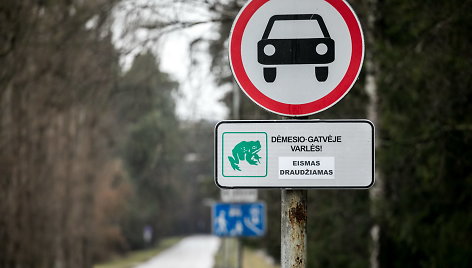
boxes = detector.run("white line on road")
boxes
[134,235,221,268]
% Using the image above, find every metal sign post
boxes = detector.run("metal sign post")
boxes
[281,189,307,267]
[281,115,308,268]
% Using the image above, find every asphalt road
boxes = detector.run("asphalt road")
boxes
[135,235,221,268]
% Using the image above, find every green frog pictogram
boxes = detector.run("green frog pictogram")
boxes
[228,140,262,171]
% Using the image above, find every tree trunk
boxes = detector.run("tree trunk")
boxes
[363,0,382,267]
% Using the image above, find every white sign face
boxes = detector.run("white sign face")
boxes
[215,120,374,188]
[221,189,258,203]
[229,0,364,116]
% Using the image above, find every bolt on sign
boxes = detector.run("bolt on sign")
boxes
[229,0,364,116]
[215,120,374,188]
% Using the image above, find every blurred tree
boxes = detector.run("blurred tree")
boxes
[377,0,472,267]
[114,52,184,249]
[0,0,130,267]
[179,120,221,234]
[115,55,221,248]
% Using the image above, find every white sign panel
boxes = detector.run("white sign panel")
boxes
[221,189,258,203]
[215,120,374,188]
[229,0,364,116]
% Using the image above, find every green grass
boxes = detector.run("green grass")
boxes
[213,238,239,268]
[242,247,280,268]
[94,237,181,268]
[214,238,279,268]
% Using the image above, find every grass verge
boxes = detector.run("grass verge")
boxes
[242,247,280,268]
[94,237,181,268]
[213,238,279,268]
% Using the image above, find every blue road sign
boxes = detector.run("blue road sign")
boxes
[212,202,266,237]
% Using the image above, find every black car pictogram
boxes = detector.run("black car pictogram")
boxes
[257,14,335,83]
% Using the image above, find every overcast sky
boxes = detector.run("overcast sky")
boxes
[111,0,229,121]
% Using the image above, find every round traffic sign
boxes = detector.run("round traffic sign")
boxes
[229,0,364,116]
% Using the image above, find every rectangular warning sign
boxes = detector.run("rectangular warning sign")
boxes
[215,120,374,188]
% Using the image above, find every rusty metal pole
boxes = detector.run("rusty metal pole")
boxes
[281,189,307,268]
[280,115,308,268]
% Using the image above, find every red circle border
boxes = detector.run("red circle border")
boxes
[229,0,364,116]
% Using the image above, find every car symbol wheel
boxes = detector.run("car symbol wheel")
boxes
[263,67,277,83]
[315,66,328,82]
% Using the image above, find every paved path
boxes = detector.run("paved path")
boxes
[135,235,221,268]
